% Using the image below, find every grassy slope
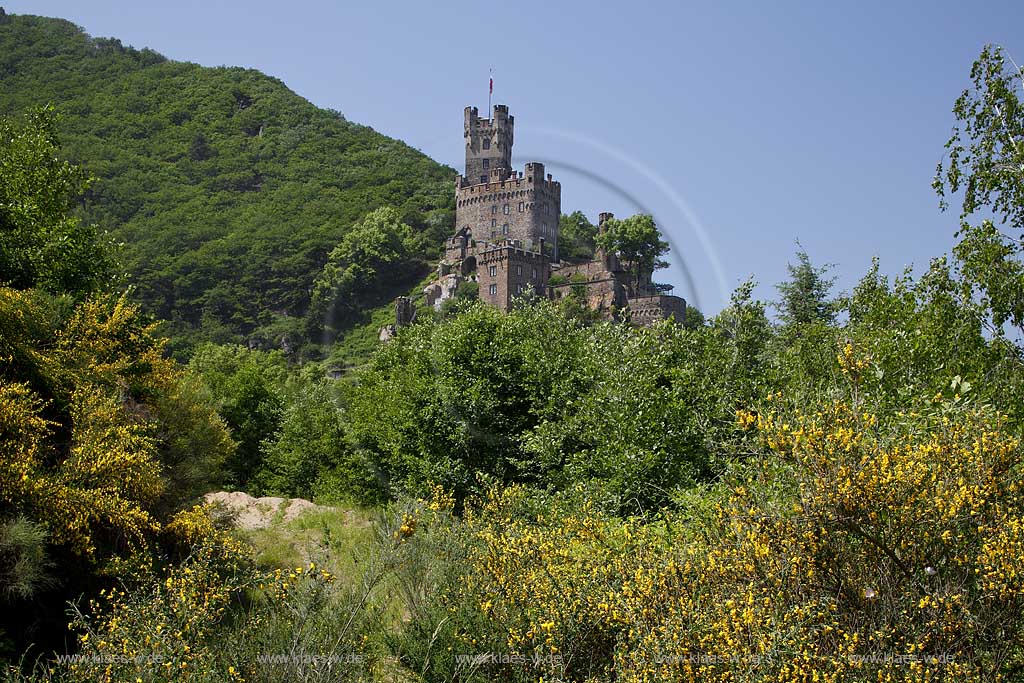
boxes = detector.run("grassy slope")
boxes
[242,503,417,681]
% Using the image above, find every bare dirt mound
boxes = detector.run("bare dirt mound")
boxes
[203,491,331,530]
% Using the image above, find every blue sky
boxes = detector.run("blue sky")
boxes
[9,0,1024,313]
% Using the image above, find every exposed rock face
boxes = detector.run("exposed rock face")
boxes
[203,491,330,530]
[378,296,417,342]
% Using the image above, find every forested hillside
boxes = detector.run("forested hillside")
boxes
[0,11,455,357]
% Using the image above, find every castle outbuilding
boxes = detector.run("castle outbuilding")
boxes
[419,103,687,325]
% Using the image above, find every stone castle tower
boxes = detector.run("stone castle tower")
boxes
[463,104,513,183]
[410,102,686,327]
[456,105,561,260]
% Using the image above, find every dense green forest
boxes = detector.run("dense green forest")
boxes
[2,9,1024,683]
[0,11,455,359]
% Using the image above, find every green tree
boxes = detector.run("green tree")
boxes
[0,107,109,295]
[346,301,732,508]
[149,371,235,512]
[187,344,290,489]
[255,380,378,502]
[219,366,283,488]
[935,45,1024,229]
[682,304,705,329]
[713,278,773,395]
[934,45,1024,337]
[774,245,838,326]
[595,214,669,292]
[311,206,420,329]
[558,211,598,262]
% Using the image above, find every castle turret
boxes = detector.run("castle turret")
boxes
[464,105,514,185]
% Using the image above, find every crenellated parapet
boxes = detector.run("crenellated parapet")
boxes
[626,294,687,326]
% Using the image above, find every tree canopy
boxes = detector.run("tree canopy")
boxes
[310,206,423,330]
[595,214,670,291]
[935,44,1024,338]
[0,107,109,295]
[558,210,598,262]
[774,245,838,327]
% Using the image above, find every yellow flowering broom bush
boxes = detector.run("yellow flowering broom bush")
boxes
[0,287,234,658]
[0,288,233,559]
[0,289,169,559]
[395,483,655,682]
[62,505,373,683]
[64,506,255,683]
[606,393,1022,682]
[413,356,1023,682]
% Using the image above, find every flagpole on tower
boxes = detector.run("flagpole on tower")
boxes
[488,68,493,116]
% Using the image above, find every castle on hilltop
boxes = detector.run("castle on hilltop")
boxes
[383,103,686,338]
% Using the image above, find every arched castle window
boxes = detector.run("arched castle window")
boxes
[503,204,510,214]
[489,265,497,277]
[489,284,497,296]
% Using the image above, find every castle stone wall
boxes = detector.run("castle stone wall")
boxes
[455,167,560,259]
[627,294,687,326]
[477,244,550,310]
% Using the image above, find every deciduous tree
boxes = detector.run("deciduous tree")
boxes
[596,214,669,293]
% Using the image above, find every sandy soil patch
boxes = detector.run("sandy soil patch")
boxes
[203,491,331,530]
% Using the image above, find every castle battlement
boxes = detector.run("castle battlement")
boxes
[479,241,550,263]
[456,177,560,201]
[456,165,561,193]
[627,294,687,323]
[463,105,514,185]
